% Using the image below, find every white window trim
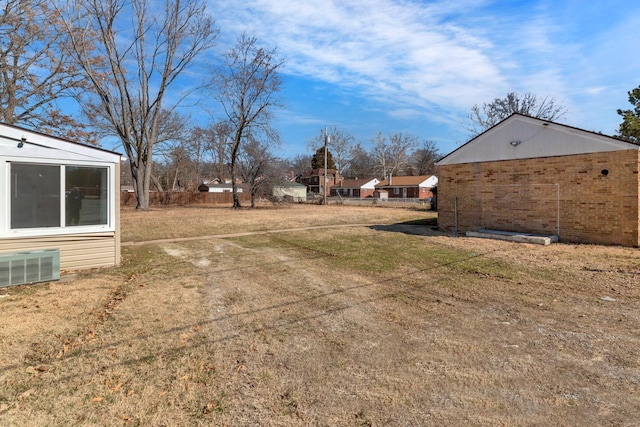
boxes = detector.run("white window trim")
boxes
[1,159,116,238]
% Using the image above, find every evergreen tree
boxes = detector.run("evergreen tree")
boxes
[311,147,336,170]
[616,84,640,143]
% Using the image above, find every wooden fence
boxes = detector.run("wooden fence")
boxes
[121,191,252,207]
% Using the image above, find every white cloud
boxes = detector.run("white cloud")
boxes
[209,0,640,145]
[584,87,607,95]
[212,0,506,111]
[276,109,325,126]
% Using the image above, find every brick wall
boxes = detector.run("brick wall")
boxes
[330,187,376,198]
[361,188,375,198]
[379,186,434,199]
[437,150,640,247]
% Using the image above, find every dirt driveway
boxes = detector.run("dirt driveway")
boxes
[1,205,639,426]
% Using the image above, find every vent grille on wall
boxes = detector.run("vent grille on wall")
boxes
[0,249,60,288]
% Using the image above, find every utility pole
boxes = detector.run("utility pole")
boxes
[323,126,329,205]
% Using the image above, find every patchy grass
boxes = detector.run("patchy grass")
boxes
[1,204,639,426]
[120,203,435,242]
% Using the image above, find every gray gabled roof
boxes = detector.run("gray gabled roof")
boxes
[437,114,639,166]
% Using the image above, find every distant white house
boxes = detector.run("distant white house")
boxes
[198,183,243,193]
[272,182,307,202]
[0,123,121,286]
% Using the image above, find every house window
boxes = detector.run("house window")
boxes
[11,163,60,229]
[10,163,109,230]
[65,166,108,226]
[394,188,399,195]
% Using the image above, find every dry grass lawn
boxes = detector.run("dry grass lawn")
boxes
[119,203,432,243]
[1,204,639,426]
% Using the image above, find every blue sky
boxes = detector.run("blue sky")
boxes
[208,0,640,159]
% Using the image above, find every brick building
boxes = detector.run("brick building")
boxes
[299,168,342,195]
[436,114,640,247]
[330,178,379,198]
[375,175,437,200]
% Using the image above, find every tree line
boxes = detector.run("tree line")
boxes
[1,0,281,209]
[300,128,440,179]
[146,126,442,198]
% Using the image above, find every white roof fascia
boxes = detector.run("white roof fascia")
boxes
[0,124,120,163]
[419,176,438,187]
[361,178,380,189]
[1,139,115,164]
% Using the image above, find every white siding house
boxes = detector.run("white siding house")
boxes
[272,182,307,202]
[198,183,243,193]
[0,123,121,285]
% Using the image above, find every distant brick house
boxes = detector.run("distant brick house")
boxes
[330,178,380,198]
[375,175,437,200]
[299,168,342,195]
[436,114,640,247]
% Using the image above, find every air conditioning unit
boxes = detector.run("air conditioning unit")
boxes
[0,249,60,288]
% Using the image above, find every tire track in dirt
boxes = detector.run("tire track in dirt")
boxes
[152,228,640,425]
[160,234,456,424]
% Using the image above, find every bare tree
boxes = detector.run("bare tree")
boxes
[149,109,191,191]
[184,134,209,190]
[347,142,375,178]
[370,132,390,178]
[0,0,92,141]
[154,112,210,191]
[211,33,284,208]
[371,132,418,178]
[289,154,312,177]
[407,140,439,176]
[307,126,355,175]
[191,121,232,181]
[467,91,567,136]
[237,138,275,207]
[58,0,217,209]
[155,144,187,191]
[388,132,419,176]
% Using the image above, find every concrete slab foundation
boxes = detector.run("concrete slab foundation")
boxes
[466,229,559,245]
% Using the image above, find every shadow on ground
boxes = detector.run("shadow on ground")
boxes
[369,217,445,237]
